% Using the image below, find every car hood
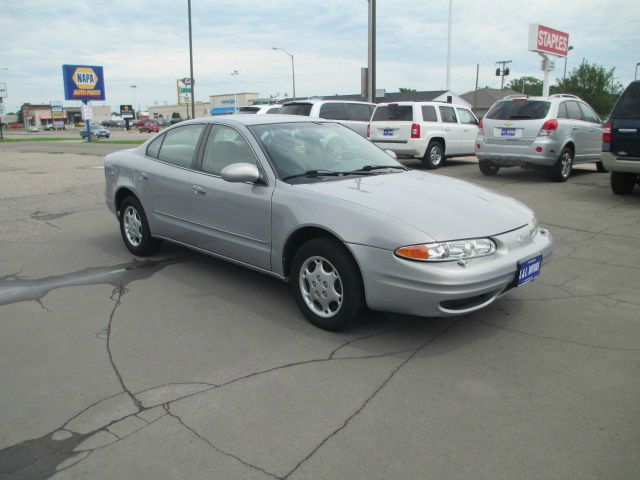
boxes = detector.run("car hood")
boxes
[293,170,533,241]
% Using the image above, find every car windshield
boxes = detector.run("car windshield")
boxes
[249,122,404,182]
[486,100,551,120]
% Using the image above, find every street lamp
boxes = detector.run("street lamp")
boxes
[231,70,239,112]
[563,45,574,92]
[272,47,296,100]
[635,62,640,80]
[130,85,138,116]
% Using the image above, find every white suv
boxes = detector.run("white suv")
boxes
[368,102,479,169]
[278,100,375,137]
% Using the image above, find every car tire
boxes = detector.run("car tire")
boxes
[478,160,500,176]
[291,237,364,331]
[550,147,573,182]
[422,141,444,169]
[595,161,607,172]
[118,196,162,256]
[610,171,636,195]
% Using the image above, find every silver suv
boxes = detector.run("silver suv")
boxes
[278,99,375,137]
[476,94,604,182]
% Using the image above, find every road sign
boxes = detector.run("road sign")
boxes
[62,65,106,101]
[0,103,5,115]
[81,104,93,120]
[177,78,193,105]
[120,104,134,119]
[0,82,7,98]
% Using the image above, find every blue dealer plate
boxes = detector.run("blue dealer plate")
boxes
[501,128,516,136]
[516,255,542,286]
[383,128,393,136]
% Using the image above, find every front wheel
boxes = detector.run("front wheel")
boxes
[118,196,162,256]
[478,160,500,176]
[610,171,636,195]
[422,141,444,169]
[550,147,573,182]
[291,238,364,331]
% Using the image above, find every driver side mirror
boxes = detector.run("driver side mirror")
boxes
[384,150,398,160]
[221,163,261,183]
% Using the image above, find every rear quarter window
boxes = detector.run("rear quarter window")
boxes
[372,105,413,121]
[146,134,164,158]
[486,100,551,120]
[279,103,313,116]
[612,83,640,119]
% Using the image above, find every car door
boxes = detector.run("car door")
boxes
[565,101,588,160]
[137,123,206,243]
[456,108,479,154]
[438,105,462,155]
[188,124,274,270]
[578,102,603,160]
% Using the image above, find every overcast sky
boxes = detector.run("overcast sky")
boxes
[1,0,639,112]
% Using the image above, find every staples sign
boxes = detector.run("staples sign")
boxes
[528,24,569,57]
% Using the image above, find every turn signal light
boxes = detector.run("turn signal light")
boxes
[395,244,429,260]
[602,122,612,143]
[538,119,558,136]
[411,123,421,138]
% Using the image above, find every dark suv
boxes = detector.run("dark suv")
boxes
[602,81,640,194]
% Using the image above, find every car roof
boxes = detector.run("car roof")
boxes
[281,99,375,106]
[174,114,337,127]
[376,101,471,109]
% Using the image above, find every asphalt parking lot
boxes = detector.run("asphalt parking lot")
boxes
[1,141,639,480]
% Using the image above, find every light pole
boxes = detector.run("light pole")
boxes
[562,45,574,92]
[130,85,137,118]
[231,70,239,112]
[187,0,195,120]
[272,47,296,101]
[445,0,452,90]
[0,68,7,140]
[635,62,640,80]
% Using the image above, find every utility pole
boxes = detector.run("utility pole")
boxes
[188,0,196,119]
[446,0,452,90]
[635,62,640,80]
[562,45,574,92]
[473,63,479,110]
[495,60,512,90]
[367,0,376,103]
[231,70,239,112]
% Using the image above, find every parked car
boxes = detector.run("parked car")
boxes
[368,102,479,169]
[27,126,39,133]
[278,100,375,137]
[476,94,604,182]
[139,122,160,133]
[236,104,283,114]
[602,80,640,194]
[134,119,151,127]
[9,123,23,129]
[80,125,110,139]
[104,116,553,331]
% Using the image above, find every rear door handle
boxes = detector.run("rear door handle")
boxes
[139,172,149,180]
[572,126,578,131]
[192,185,206,196]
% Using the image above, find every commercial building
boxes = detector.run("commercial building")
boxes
[21,103,112,128]
[280,90,471,107]
[148,102,209,120]
[210,93,259,115]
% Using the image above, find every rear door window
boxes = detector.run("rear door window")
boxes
[486,100,551,120]
[157,124,205,168]
[345,103,374,121]
[565,101,583,121]
[319,103,347,120]
[439,106,458,123]
[612,83,640,119]
[372,105,413,121]
[421,105,438,122]
[578,103,600,124]
[279,103,313,116]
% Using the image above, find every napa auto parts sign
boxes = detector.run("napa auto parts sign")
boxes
[62,64,106,101]
[528,24,569,57]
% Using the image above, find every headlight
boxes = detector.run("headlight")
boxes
[528,217,538,237]
[394,238,497,262]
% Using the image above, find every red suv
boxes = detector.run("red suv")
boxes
[138,122,160,133]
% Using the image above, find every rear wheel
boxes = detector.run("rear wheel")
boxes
[596,161,607,172]
[550,147,573,182]
[291,238,364,331]
[422,141,444,169]
[478,160,500,176]
[610,171,636,195]
[119,196,162,256]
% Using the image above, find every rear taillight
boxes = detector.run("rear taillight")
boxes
[478,118,483,130]
[411,123,421,139]
[538,119,558,136]
[367,123,371,138]
[603,122,612,143]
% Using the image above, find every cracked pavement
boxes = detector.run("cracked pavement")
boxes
[1,145,639,479]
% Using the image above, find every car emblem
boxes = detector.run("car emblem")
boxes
[505,121,513,126]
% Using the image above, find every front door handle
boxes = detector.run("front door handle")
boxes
[192,185,206,196]
[139,172,149,180]
[572,126,578,131]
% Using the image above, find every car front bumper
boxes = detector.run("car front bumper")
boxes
[348,224,554,317]
[476,136,559,166]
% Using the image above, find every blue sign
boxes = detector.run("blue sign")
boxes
[62,64,106,101]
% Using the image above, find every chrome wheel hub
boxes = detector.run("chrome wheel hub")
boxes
[299,256,343,318]
[123,206,143,247]
[430,146,442,165]
[561,152,572,178]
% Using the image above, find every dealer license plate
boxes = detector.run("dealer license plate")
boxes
[501,128,516,136]
[516,255,542,286]
[383,128,393,136]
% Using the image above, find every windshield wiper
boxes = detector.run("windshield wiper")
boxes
[282,170,341,181]
[342,165,407,174]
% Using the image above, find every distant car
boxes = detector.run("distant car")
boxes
[27,126,40,133]
[369,102,479,169]
[139,122,160,133]
[80,126,110,139]
[134,119,151,127]
[236,104,283,114]
[602,80,640,194]
[9,123,23,129]
[170,118,183,125]
[476,94,604,182]
[278,100,375,137]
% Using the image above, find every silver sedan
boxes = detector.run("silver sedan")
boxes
[104,115,553,330]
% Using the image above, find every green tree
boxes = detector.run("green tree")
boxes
[399,87,417,93]
[507,76,543,96]
[171,112,181,119]
[553,62,623,115]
